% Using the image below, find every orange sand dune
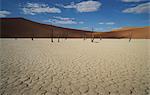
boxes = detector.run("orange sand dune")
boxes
[101,26,150,39]
[0,18,149,39]
[112,27,140,31]
[0,18,91,38]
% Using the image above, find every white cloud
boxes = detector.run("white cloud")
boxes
[59,0,101,12]
[106,22,115,25]
[99,22,115,25]
[22,3,61,15]
[59,2,76,9]
[121,0,143,2]
[53,16,75,21]
[99,22,104,24]
[44,16,84,25]
[123,2,150,13]
[0,10,11,17]
[49,19,77,24]
[76,1,101,12]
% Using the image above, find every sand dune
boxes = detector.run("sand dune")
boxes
[0,18,91,38]
[101,26,150,39]
[0,18,149,39]
[0,39,150,95]
[112,27,140,31]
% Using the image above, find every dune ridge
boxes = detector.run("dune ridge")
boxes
[0,18,150,39]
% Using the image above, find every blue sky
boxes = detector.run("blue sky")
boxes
[0,0,149,32]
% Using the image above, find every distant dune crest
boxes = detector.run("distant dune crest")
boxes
[0,18,149,39]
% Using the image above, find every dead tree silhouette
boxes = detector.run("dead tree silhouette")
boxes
[51,28,54,42]
[129,31,132,42]
[32,34,34,41]
[91,28,94,42]
[83,32,86,40]
[15,38,17,40]
[100,34,102,40]
[146,30,148,39]
[15,34,17,40]
[65,32,69,40]
[58,35,60,42]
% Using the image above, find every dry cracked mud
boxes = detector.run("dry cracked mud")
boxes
[0,39,150,95]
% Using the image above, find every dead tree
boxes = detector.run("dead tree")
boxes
[91,28,94,42]
[65,32,69,40]
[83,32,86,40]
[100,34,102,40]
[58,35,60,43]
[14,34,17,40]
[83,33,84,40]
[146,31,148,39]
[51,28,54,42]
[32,34,34,41]
[91,29,93,42]
[129,31,132,42]
[92,35,94,42]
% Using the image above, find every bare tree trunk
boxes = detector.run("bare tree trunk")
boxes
[91,28,94,42]
[92,35,94,42]
[65,37,67,40]
[84,35,86,40]
[100,34,102,40]
[91,31,92,42]
[83,33,85,40]
[83,33,86,40]
[146,30,148,39]
[62,32,65,40]
[51,29,54,42]
[32,34,34,41]
[58,35,60,43]
[91,34,93,42]
[65,32,69,40]
[91,34,94,42]
[129,31,132,42]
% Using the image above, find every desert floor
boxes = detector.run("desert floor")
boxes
[0,39,150,95]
